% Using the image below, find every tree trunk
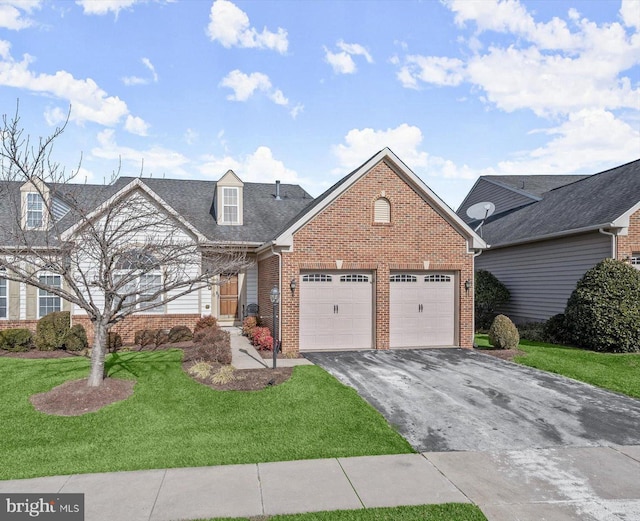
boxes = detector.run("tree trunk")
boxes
[87,320,109,387]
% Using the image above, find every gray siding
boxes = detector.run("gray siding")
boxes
[476,232,612,323]
[458,178,536,224]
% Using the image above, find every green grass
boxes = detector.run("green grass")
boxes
[0,350,412,480]
[197,504,487,521]
[476,334,640,399]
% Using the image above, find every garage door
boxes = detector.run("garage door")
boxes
[390,273,456,348]
[299,272,373,351]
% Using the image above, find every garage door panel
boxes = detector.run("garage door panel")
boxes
[299,272,372,351]
[390,272,455,348]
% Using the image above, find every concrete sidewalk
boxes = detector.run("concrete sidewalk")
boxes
[227,326,313,369]
[1,446,639,521]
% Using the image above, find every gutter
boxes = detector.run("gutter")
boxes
[598,228,617,259]
[486,223,621,250]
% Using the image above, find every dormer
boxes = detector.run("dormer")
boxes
[215,170,244,225]
[20,179,50,230]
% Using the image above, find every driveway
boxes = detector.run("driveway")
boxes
[305,348,640,452]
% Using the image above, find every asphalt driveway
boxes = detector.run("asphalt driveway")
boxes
[305,348,640,452]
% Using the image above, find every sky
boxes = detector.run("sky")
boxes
[0,0,638,211]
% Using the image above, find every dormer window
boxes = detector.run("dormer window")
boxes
[26,193,44,229]
[223,187,239,224]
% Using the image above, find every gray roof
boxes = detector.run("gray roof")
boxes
[485,175,589,198]
[479,159,640,247]
[0,177,314,247]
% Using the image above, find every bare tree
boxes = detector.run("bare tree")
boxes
[0,106,250,387]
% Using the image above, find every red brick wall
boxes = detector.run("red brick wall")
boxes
[617,209,640,263]
[279,159,475,353]
[0,320,39,333]
[257,255,279,333]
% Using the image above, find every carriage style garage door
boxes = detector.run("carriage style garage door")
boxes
[299,272,373,351]
[390,273,456,348]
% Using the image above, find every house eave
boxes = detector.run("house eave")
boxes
[485,223,622,250]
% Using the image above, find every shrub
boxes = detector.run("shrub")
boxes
[211,365,237,385]
[542,314,571,345]
[564,259,640,353]
[194,316,218,334]
[34,311,71,351]
[0,328,33,352]
[64,324,88,351]
[252,326,273,351]
[155,329,170,347]
[242,316,258,337]
[194,326,232,365]
[517,322,546,343]
[107,332,123,353]
[168,325,193,343]
[475,270,510,330]
[134,329,157,349]
[488,314,520,350]
[188,361,213,379]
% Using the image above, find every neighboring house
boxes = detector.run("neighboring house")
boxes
[457,159,640,323]
[1,148,486,351]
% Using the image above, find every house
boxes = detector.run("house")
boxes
[0,148,486,351]
[457,159,640,323]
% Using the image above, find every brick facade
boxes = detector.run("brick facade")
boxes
[272,159,475,353]
[617,208,640,263]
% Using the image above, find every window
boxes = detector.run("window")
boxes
[340,274,370,283]
[632,253,640,270]
[38,274,61,317]
[0,269,6,319]
[390,274,417,283]
[26,193,44,229]
[223,187,239,224]
[115,250,163,312]
[302,274,332,282]
[374,197,391,223]
[425,274,452,282]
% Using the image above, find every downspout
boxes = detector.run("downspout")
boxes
[270,244,282,347]
[599,228,617,259]
[471,249,482,348]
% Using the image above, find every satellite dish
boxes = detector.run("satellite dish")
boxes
[466,201,495,221]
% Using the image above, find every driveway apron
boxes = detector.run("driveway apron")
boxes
[305,348,640,452]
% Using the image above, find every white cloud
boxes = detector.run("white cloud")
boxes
[207,0,288,53]
[324,40,373,74]
[620,0,640,30]
[220,69,298,113]
[124,115,149,136]
[122,57,158,86]
[398,55,465,88]
[76,0,140,16]
[290,103,304,119]
[198,146,302,184]
[0,40,146,133]
[0,1,41,30]
[184,128,198,145]
[92,129,191,177]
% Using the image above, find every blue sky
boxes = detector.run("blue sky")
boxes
[0,0,638,209]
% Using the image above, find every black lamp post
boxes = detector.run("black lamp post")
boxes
[270,285,280,369]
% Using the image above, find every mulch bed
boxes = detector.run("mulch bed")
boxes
[475,347,525,362]
[12,340,294,417]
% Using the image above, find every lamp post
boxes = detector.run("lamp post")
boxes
[270,285,280,369]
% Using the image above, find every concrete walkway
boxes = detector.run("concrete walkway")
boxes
[1,446,639,521]
[226,326,313,369]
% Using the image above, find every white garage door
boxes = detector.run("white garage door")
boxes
[390,273,456,348]
[299,272,373,351]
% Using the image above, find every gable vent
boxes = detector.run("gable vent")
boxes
[374,197,391,223]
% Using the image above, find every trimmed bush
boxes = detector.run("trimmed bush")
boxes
[475,270,510,330]
[155,329,170,347]
[194,316,218,334]
[107,332,123,353]
[543,314,571,345]
[64,324,88,351]
[517,322,546,343]
[134,329,157,349]
[252,326,273,351]
[564,259,640,353]
[0,328,33,352]
[168,325,193,343]
[242,316,258,337]
[194,326,232,365]
[488,314,520,350]
[34,311,71,351]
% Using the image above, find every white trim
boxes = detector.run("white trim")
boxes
[37,273,62,318]
[0,268,7,319]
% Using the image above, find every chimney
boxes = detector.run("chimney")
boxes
[275,180,281,200]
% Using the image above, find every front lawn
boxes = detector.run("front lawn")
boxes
[0,350,412,480]
[476,335,640,399]
[199,504,487,521]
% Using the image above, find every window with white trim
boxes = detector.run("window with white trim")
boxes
[632,253,640,270]
[340,274,370,283]
[114,250,163,313]
[390,274,417,283]
[223,187,239,224]
[374,197,391,223]
[425,274,452,282]
[26,193,44,229]
[38,274,61,317]
[0,268,6,319]
[302,274,332,282]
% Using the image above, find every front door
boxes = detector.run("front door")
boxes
[219,274,238,318]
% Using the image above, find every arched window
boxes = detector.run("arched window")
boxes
[374,197,391,223]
